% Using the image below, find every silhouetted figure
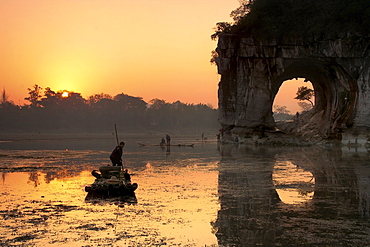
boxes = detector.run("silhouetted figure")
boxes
[160,138,166,146]
[123,169,131,182]
[110,141,125,166]
[219,128,225,137]
[165,134,171,146]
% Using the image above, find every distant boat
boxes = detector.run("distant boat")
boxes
[138,143,194,147]
[85,166,138,197]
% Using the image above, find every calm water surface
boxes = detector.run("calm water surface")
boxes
[0,134,369,246]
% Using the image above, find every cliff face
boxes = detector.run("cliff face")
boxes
[216,33,370,144]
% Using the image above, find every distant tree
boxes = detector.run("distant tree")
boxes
[0,88,17,110]
[148,99,168,109]
[113,93,147,111]
[146,99,170,128]
[298,102,313,112]
[3,85,219,132]
[39,87,57,108]
[171,100,187,110]
[87,93,112,105]
[1,88,9,104]
[273,105,293,121]
[59,91,86,110]
[25,84,43,107]
[38,88,86,110]
[86,93,114,125]
[294,86,314,107]
[92,97,115,110]
[191,103,219,128]
[111,93,148,130]
[273,105,291,114]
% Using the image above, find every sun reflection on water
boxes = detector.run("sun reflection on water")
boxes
[134,162,220,245]
[0,159,220,246]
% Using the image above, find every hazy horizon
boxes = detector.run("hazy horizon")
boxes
[1,0,310,113]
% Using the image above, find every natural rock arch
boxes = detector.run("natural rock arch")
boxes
[216,34,369,144]
[272,59,358,134]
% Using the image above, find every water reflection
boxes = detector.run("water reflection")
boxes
[0,143,220,246]
[28,172,41,187]
[273,161,315,204]
[1,135,370,246]
[215,144,370,246]
[85,192,138,205]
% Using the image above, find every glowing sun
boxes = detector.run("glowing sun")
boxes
[62,91,69,98]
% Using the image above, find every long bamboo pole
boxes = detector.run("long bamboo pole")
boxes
[114,124,119,146]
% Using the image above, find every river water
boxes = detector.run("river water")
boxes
[0,133,369,246]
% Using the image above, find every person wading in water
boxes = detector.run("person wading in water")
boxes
[165,134,171,146]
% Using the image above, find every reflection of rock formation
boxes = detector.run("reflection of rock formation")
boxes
[216,32,370,143]
[311,150,359,217]
[216,145,370,246]
[216,145,282,246]
[281,147,370,219]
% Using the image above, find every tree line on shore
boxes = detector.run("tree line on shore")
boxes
[0,85,219,133]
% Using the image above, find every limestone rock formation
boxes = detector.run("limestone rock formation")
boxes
[216,33,370,145]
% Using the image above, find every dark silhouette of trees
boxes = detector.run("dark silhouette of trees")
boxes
[298,102,313,112]
[40,87,58,108]
[212,0,370,41]
[0,86,219,133]
[87,93,113,105]
[273,105,293,121]
[25,84,43,107]
[113,93,147,111]
[294,86,314,107]
[211,22,232,41]
[273,105,290,115]
[144,99,218,131]
[0,88,21,131]
[1,88,10,105]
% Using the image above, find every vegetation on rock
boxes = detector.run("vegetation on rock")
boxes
[212,0,370,41]
[294,86,314,107]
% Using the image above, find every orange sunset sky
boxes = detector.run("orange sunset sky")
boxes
[0,0,308,112]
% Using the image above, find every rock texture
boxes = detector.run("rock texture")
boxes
[216,33,370,145]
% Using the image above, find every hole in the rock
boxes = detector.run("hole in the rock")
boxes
[273,78,315,122]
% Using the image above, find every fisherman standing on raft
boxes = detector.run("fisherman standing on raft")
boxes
[110,141,125,166]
